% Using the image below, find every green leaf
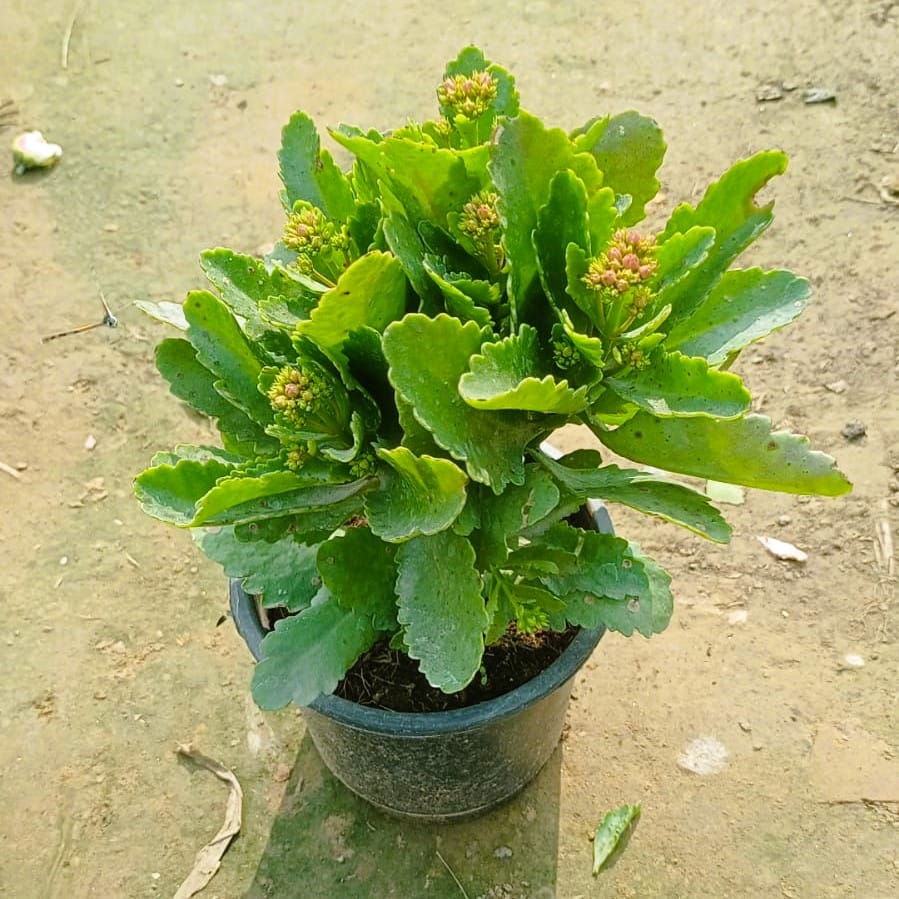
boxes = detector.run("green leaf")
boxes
[383,313,544,491]
[541,528,650,604]
[317,528,398,630]
[193,475,375,526]
[135,300,188,330]
[134,458,235,525]
[251,593,378,708]
[382,211,442,313]
[192,470,314,525]
[424,262,493,327]
[154,338,277,455]
[156,338,234,418]
[475,467,561,566]
[364,447,468,542]
[605,351,750,419]
[580,550,673,637]
[659,151,788,327]
[296,251,408,356]
[200,249,308,325]
[195,526,320,611]
[593,804,641,875]
[257,293,318,330]
[564,244,602,329]
[331,130,479,228]
[279,112,356,221]
[150,444,241,467]
[667,268,811,363]
[459,325,588,413]
[536,453,731,543]
[599,412,852,495]
[533,170,590,316]
[184,290,272,425]
[652,226,716,298]
[573,111,666,226]
[560,311,606,368]
[395,531,488,692]
[490,112,603,320]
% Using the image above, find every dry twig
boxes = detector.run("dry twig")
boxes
[61,0,87,70]
[436,850,470,899]
[0,460,22,480]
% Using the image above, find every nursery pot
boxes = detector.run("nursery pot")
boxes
[230,505,611,822]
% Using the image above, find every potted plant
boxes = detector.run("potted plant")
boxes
[135,47,850,820]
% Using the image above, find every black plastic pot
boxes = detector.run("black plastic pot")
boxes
[230,505,611,822]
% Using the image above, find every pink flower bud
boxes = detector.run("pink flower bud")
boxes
[622,253,640,271]
[601,270,618,286]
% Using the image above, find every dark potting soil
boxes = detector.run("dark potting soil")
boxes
[333,626,579,713]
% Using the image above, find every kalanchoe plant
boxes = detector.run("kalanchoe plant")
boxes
[135,47,850,710]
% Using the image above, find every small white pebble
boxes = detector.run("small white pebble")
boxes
[843,653,865,668]
[727,609,748,625]
[151,872,161,880]
[59,556,68,566]
[84,434,97,451]
[494,846,513,859]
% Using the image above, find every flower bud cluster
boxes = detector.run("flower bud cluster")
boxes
[583,229,657,296]
[282,202,350,280]
[437,71,499,120]
[266,359,351,444]
[613,342,652,370]
[459,190,500,239]
[552,334,578,370]
[349,451,377,479]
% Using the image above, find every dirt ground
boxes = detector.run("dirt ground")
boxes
[1,1,897,897]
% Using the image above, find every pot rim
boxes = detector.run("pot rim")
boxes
[229,502,612,736]
[231,577,604,734]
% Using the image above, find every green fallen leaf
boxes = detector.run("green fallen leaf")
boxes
[593,802,641,875]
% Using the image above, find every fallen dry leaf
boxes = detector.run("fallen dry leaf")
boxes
[173,744,243,899]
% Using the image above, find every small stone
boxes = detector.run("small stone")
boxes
[209,73,228,87]
[843,653,865,668]
[727,609,748,625]
[739,721,752,733]
[84,434,97,451]
[825,379,849,394]
[756,83,784,102]
[494,846,513,859]
[174,78,185,87]
[803,87,836,104]
[777,514,792,526]
[840,421,866,441]
[59,556,68,566]
[272,762,291,783]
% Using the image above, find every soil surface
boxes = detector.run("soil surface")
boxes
[1,2,897,897]
[336,629,579,713]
